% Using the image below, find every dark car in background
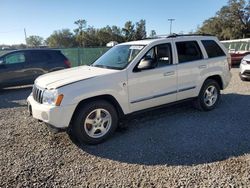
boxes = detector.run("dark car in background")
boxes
[0,49,71,88]
[230,51,250,66]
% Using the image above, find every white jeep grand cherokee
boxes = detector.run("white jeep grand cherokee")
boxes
[27,34,232,144]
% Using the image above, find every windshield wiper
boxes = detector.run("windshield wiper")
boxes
[93,64,122,70]
[93,64,107,68]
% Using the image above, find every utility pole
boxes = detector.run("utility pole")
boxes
[24,28,27,45]
[168,19,175,34]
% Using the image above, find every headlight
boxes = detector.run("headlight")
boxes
[42,89,64,106]
[241,60,247,65]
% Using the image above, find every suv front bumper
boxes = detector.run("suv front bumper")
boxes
[240,63,250,78]
[27,95,75,128]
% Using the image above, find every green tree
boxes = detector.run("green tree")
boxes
[122,21,135,41]
[111,26,124,43]
[198,0,250,40]
[134,19,147,40]
[82,27,99,47]
[96,27,112,46]
[74,19,87,47]
[26,35,44,47]
[46,29,76,48]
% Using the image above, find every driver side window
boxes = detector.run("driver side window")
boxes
[136,43,172,71]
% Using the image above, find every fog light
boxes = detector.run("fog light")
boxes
[41,112,48,120]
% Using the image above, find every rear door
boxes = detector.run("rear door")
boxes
[0,51,28,87]
[25,51,49,81]
[174,40,205,100]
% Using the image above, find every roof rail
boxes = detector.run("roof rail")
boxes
[167,33,214,38]
[144,35,168,40]
[144,33,214,40]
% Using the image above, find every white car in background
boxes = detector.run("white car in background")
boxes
[240,55,250,81]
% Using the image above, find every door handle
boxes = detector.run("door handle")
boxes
[198,65,207,69]
[163,71,175,76]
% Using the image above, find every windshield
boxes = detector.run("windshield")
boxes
[92,45,144,70]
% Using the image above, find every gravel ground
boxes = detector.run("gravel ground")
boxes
[0,68,250,187]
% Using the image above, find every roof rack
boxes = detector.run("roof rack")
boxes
[144,35,168,40]
[167,33,213,38]
[144,33,214,40]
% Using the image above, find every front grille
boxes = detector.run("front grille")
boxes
[243,71,250,77]
[33,85,44,104]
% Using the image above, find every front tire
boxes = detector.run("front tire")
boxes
[194,79,221,111]
[70,100,118,145]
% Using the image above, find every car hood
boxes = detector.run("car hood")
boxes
[35,65,119,89]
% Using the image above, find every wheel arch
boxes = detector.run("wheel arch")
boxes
[204,75,223,90]
[70,94,125,124]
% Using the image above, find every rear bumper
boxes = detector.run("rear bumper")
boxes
[222,71,232,89]
[231,59,241,66]
[27,95,75,128]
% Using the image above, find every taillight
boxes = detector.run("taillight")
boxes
[64,60,71,68]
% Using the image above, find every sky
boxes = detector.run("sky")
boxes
[0,0,228,45]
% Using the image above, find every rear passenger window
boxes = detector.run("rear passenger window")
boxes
[29,51,50,63]
[202,40,226,58]
[176,41,203,63]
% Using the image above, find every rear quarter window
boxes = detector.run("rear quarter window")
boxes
[201,40,226,58]
[48,51,66,61]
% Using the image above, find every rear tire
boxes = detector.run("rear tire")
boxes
[194,79,221,111]
[70,100,118,145]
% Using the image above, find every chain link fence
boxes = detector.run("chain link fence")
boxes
[61,47,109,67]
[221,39,250,52]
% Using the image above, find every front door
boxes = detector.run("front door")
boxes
[128,43,177,113]
[24,51,48,81]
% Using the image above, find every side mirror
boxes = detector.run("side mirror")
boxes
[137,58,155,70]
[0,59,4,65]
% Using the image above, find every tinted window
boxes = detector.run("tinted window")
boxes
[142,43,172,68]
[202,40,226,58]
[29,51,49,63]
[176,41,203,63]
[48,51,66,61]
[5,52,25,64]
[155,44,172,67]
